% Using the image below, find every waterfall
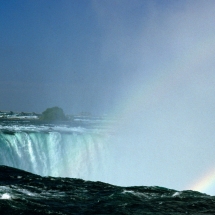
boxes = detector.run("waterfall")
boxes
[0,130,111,181]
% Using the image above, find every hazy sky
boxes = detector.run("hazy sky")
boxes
[1,0,215,194]
[1,0,214,114]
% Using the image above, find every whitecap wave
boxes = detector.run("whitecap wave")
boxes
[1,193,11,200]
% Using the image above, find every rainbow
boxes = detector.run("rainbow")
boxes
[108,35,215,194]
[186,169,215,194]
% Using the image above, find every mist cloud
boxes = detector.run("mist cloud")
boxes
[92,0,215,193]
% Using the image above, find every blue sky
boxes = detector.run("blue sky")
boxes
[0,0,191,114]
[0,0,211,114]
[1,0,108,113]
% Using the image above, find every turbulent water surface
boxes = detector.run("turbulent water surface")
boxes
[1,165,215,215]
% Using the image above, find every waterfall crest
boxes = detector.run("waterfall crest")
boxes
[0,130,110,181]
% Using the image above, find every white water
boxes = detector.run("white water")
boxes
[0,126,112,182]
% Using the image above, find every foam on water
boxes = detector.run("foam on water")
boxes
[0,186,12,200]
[122,190,149,199]
[172,191,181,197]
[0,124,87,133]
[1,193,11,199]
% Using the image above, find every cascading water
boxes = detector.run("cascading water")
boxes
[0,121,112,182]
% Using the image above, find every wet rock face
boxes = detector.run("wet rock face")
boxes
[0,166,215,215]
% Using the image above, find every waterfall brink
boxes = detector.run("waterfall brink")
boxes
[0,130,110,181]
